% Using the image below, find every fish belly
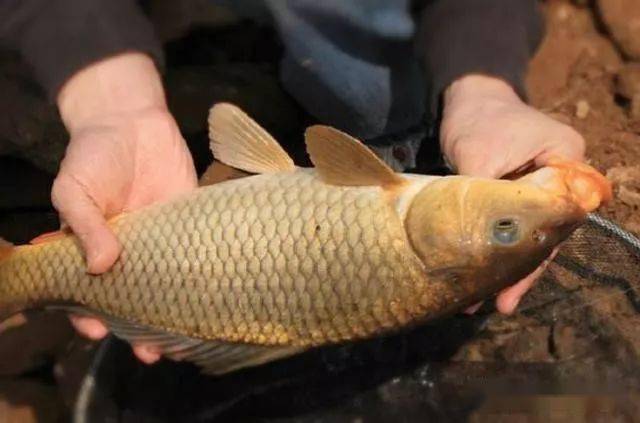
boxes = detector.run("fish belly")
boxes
[0,170,429,346]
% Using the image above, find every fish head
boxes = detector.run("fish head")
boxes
[405,159,611,301]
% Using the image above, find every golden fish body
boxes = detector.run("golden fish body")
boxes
[0,103,612,374]
[0,170,441,347]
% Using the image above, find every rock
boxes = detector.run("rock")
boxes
[451,339,499,362]
[632,98,640,120]
[616,63,640,119]
[500,326,554,362]
[617,63,640,99]
[470,395,640,423]
[606,166,640,207]
[578,286,640,374]
[606,165,640,184]
[587,286,636,315]
[552,323,591,360]
[624,214,640,235]
[526,2,622,108]
[575,99,590,119]
[618,185,640,207]
[597,0,640,59]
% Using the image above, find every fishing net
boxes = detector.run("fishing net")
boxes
[547,213,640,310]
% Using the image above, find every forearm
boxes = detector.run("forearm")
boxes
[0,0,163,100]
[415,0,544,115]
[57,53,167,132]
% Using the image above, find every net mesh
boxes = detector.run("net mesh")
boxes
[549,213,640,310]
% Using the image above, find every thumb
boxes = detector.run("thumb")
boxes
[51,175,121,274]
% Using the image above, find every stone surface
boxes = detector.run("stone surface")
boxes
[616,62,640,119]
[616,63,640,99]
[597,0,640,59]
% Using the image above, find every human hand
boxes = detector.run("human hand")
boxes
[440,74,585,314]
[52,53,198,363]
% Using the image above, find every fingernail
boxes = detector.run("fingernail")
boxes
[86,249,103,275]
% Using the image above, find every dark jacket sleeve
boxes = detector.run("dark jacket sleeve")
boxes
[0,0,164,100]
[414,0,545,116]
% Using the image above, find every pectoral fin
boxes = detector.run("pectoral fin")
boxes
[60,307,303,375]
[304,125,406,189]
[208,103,295,174]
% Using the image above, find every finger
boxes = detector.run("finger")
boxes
[496,249,558,314]
[536,130,586,166]
[464,301,484,315]
[51,175,121,274]
[496,272,541,315]
[69,315,109,340]
[132,344,162,364]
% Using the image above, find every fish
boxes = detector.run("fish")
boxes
[0,103,612,375]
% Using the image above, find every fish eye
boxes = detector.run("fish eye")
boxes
[492,218,520,245]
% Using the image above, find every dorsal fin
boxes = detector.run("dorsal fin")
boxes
[304,125,406,188]
[208,103,295,174]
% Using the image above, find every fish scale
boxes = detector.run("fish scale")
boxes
[0,170,430,347]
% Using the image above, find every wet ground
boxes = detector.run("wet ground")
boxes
[1,0,640,421]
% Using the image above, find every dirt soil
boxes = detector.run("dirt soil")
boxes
[0,0,640,421]
[527,0,640,235]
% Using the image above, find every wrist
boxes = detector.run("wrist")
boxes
[444,74,521,107]
[57,52,168,133]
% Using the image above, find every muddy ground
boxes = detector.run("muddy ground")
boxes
[0,0,640,421]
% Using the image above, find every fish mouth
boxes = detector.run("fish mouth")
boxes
[545,157,613,211]
[535,201,587,247]
[543,219,583,246]
[519,159,612,214]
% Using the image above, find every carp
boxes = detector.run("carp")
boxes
[0,103,611,374]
